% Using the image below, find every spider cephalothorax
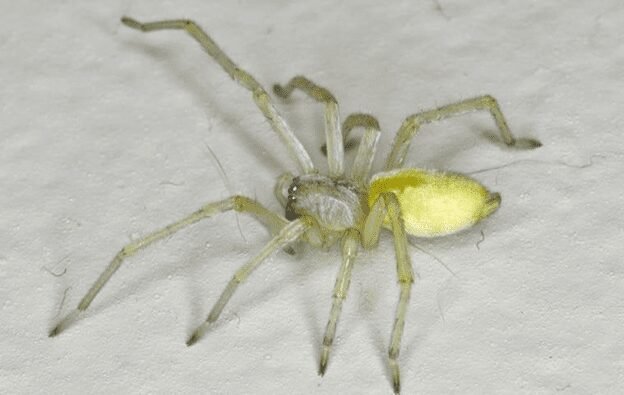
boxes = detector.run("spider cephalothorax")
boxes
[285,174,365,229]
[49,16,541,394]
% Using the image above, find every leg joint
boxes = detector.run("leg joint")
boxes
[232,273,244,284]
[119,246,132,258]
[232,195,253,212]
[481,94,497,107]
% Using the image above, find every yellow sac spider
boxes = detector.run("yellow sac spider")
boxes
[49,17,542,394]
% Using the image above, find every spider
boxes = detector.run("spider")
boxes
[49,16,541,394]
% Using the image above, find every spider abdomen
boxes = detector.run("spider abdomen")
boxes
[368,168,501,237]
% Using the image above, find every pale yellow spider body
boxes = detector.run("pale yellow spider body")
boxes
[368,169,500,238]
[49,16,541,394]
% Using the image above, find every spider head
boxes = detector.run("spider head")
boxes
[284,174,364,230]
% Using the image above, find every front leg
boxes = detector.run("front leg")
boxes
[121,17,315,175]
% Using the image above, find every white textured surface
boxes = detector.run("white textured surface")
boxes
[1,1,623,394]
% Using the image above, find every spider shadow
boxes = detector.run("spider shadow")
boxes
[482,125,543,154]
[184,239,313,340]
[56,219,308,341]
[405,117,531,172]
[363,232,469,385]
[119,39,289,175]
[402,122,500,172]
[47,261,73,325]
[76,239,214,327]
[243,241,370,367]
[481,129,521,150]
[289,246,340,364]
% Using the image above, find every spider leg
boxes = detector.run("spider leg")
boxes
[384,95,542,170]
[272,77,381,183]
[49,196,288,337]
[308,109,383,185]
[319,229,359,376]
[341,113,380,149]
[273,76,344,177]
[382,192,415,394]
[361,196,385,249]
[344,114,381,186]
[361,193,414,393]
[322,114,379,157]
[186,217,310,345]
[120,17,315,175]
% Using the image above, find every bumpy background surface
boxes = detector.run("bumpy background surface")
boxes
[2,1,622,393]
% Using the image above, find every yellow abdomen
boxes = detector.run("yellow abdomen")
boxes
[367,169,501,237]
